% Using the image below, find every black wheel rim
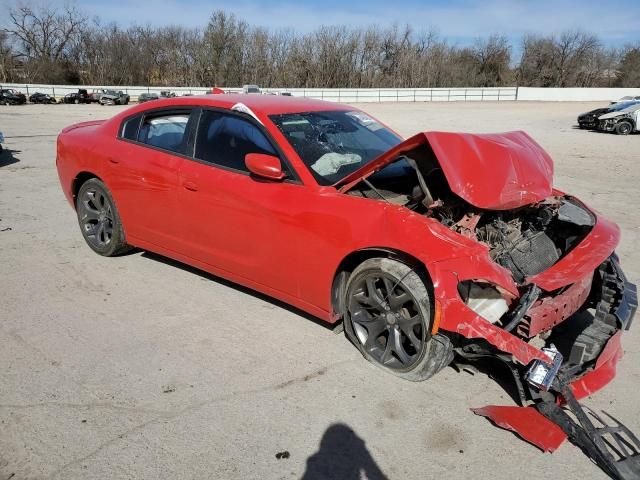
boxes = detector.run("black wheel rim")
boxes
[79,188,114,248]
[348,273,425,371]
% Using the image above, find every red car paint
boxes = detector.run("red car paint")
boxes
[524,274,593,337]
[56,95,633,459]
[472,405,568,452]
[56,93,623,362]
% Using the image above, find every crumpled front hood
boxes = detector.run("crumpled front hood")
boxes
[338,130,554,210]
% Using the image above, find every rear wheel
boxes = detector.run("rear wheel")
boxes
[615,121,633,135]
[76,178,131,256]
[343,257,452,381]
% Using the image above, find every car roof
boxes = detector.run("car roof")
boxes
[132,94,353,116]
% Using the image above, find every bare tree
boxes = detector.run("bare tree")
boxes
[616,45,640,87]
[0,2,629,89]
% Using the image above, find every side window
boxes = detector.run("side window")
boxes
[120,115,141,140]
[195,110,278,172]
[138,112,191,154]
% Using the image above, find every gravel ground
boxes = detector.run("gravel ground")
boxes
[0,101,638,480]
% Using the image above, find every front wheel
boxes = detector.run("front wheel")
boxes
[343,257,452,381]
[615,121,633,135]
[76,178,131,256]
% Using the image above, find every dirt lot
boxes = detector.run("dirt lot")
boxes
[0,101,638,479]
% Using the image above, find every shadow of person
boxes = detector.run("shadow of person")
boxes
[0,147,21,167]
[302,423,388,480]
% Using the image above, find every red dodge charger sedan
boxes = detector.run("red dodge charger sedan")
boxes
[57,95,638,476]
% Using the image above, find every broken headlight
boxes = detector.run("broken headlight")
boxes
[458,281,509,324]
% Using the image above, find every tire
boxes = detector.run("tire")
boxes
[76,178,131,256]
[74,98,79,104]
[343,257,453,381]
[615,121,633,135]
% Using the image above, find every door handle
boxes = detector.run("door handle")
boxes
[183,181,199,192]
[108,157,119,164]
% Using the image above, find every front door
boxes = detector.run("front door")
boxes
[177,109,310,297]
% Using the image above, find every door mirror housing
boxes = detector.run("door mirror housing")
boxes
[245,153,287,181]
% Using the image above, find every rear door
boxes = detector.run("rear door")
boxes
[106,107,196,249]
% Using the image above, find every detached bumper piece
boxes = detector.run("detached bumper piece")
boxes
[537,382,640,480]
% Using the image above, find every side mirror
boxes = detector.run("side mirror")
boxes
[245,153,286,181]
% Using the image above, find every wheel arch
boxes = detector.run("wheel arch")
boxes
[72,171,103,208]
[330,247,434,321]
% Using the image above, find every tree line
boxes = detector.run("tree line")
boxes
[1,3,639,88]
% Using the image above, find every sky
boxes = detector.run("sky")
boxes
[8,0,640,48]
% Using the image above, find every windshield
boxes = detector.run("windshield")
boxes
[611,101,640,111]
[270,110,402,185]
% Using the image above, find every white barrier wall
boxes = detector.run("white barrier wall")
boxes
[517,87,640,102]
[1,83,639,102]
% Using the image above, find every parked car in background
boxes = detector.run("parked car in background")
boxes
[0,88,27,105]
[242,84,261,94]
[598,102,640,135]
[99,90,130,105]
[577,100,640,129]
[610,96,640,104]
[160,91,176,98]
[138,93,160,103]
[89,89,108,103]
[29,92,57,104]
[577,107,611,129]
[63,89,91,104]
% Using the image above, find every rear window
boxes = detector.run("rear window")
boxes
[138,113,191,154]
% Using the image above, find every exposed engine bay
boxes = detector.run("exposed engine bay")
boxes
[347,152,594,284]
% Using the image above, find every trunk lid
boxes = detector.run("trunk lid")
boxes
[60,119,106,134]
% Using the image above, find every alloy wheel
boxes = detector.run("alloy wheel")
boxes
[78,188,114,248]
[347,272,425,370]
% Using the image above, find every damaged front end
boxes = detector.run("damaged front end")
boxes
[469,255,638,479]
[338,131,639,478]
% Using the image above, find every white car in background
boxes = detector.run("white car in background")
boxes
[610,95,640,105]
[598,102,640,135]
[242,84,261,94]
